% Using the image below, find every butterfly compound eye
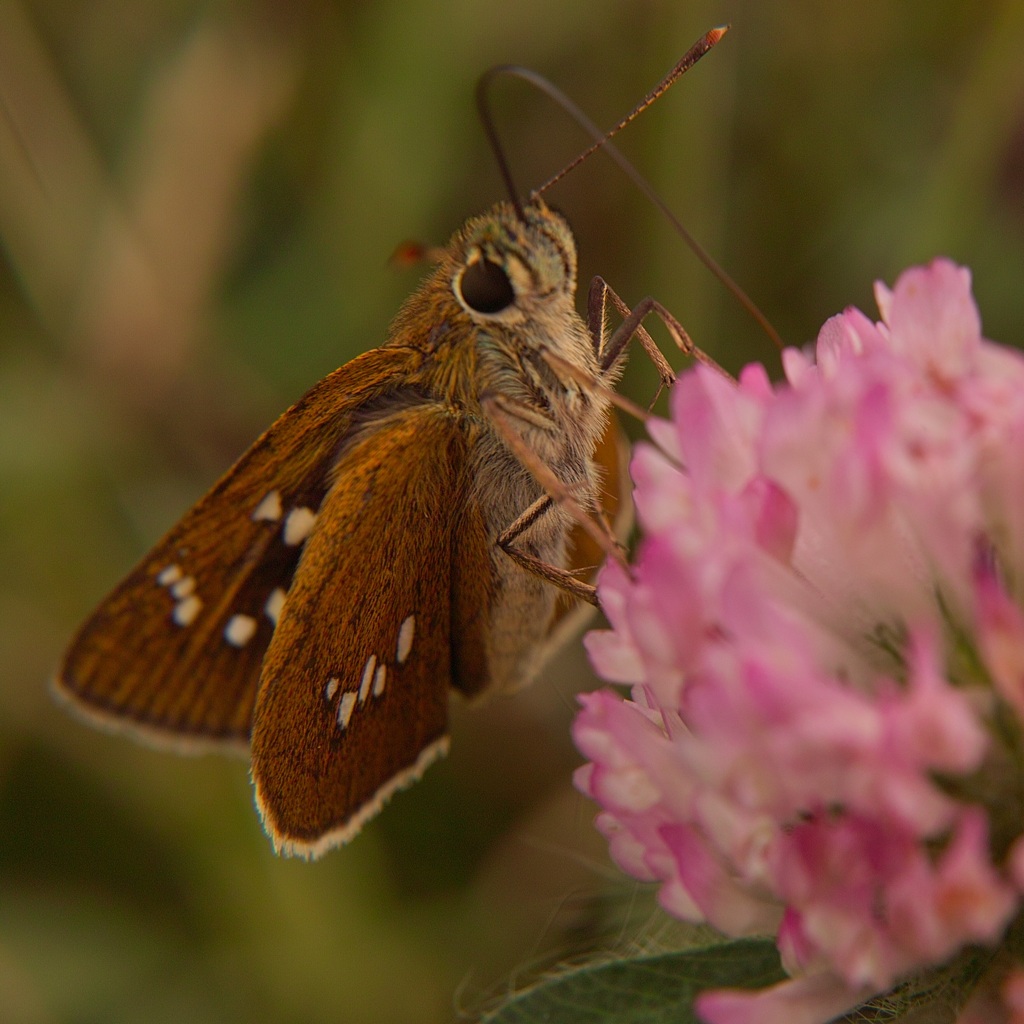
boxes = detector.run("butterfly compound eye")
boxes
[458,258,515,314]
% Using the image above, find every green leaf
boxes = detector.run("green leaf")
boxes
[480,939,786,1024]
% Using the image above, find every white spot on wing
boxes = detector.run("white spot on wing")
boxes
[396,615,415,664]
[252,490,283,522]
[224,614,257,647]
[337,692,357,730]
[170,575,196,599]
[359,655,376,704]
[325,678,339,701]
[283,507,317,546]
[373,663,387,697]
[173,595,202,626]
[265,588,286,626]
[157,564,182,586]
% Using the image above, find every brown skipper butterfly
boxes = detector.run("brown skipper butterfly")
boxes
[55,30,726,858]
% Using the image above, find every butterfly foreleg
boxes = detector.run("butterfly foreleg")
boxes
[588,276,730,403]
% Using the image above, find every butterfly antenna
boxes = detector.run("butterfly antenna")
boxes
[485,28,784,353]
[535,27,727,196]
[476,68,527,221]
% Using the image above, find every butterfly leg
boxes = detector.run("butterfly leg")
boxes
[588,275,730,398]
[481,392,625,606]
[588,276,675,400]
[542,278,724,427]
[495,492,598,606]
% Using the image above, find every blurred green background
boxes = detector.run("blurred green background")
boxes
[2,1,1023,1022]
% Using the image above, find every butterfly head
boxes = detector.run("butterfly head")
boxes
[451,199,578,328]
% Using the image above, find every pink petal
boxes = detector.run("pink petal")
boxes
[874,258,981,381]
[696,973,872,1024]
[662,823,783,936]
[813,307,887,376]
[669,364,762,495]
[975,568,1024,724]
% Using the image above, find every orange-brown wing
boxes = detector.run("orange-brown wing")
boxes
[543,409,633,647]
[251,403,475,857]
[566,408,633,580]
[56,347,422,751]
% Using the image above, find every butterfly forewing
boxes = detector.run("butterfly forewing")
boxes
[251,404,475,857]
[56,347,423,749]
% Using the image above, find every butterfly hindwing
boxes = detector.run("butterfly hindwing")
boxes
[56,347,423,749]
[251,403,474,857]
[532,409,632,667]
